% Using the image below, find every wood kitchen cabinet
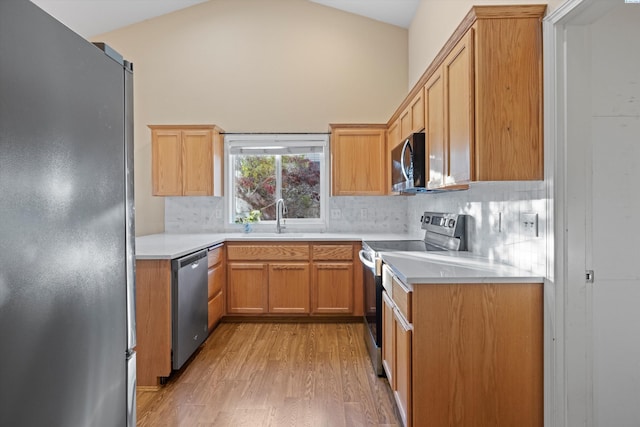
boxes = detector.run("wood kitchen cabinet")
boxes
[207,245,226,331]
[227,243,310,315]
[135,259,172,388]
[387,5,545,189]
[425,31,473,189]
[225,242,362,317]
[268,263,310,314]
[387,120,402,194]
[149,124,224,196]
[311,262,353,314]
[381,264,543,427]
[330,124,387,196]
[400,88,425,141]
[310,243,360,315]
[382,273,413,427]
[226,262,269,314]
[382,290,395,390]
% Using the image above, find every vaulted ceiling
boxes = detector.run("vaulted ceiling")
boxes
[31,0,419,38]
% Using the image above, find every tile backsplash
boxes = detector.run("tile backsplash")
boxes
[164,180,547,275]
[406,181,547,275]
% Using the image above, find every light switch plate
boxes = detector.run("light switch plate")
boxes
[521,212,538,237]
[330,209,341,220]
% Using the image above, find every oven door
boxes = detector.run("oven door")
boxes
[359,249,384,376]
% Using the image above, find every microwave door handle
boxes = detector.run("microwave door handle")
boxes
[401,139,413,181]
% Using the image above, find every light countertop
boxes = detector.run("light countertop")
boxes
[135,232,418,260]
[135,232,544,284]
[381,251,544,285]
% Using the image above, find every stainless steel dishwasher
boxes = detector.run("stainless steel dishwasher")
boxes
[171,249,208,370]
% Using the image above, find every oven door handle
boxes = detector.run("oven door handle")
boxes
[358,250,376,270]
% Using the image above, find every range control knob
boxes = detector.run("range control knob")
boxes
[424,216,430,224]
[448,219,456,228]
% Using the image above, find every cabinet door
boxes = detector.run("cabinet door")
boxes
[410,88,425,134]
[311,262,353,314]
[268,263,310,314]
[207,291,224,332]
[182,129,213,196]
[227,263,268,314]
[387,120,401,193]
[151,129,182,196]
[444,30,474,185]
[400,89,425,141]
[208,263,225,300]
[400,109,412,141]
[207,261,226,332]
[382,290,395,389]
[331,127,386,196]
[424,69,445,188]
[394,308,412,427]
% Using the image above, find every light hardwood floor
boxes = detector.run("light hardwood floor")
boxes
[137,322,401,427]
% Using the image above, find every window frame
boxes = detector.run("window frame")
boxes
[224,133,329,231]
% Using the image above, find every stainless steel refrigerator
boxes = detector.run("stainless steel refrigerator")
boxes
[0,1,136,426]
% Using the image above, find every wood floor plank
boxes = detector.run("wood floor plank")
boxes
[137,322,400,427]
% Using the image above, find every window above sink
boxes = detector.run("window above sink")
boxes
[225,133,329,230]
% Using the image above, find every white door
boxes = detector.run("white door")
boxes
[567,1,640,427]
[584,4,640,426]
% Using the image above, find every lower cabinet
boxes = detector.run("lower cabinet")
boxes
[394,308,412,427]
[227,263,269,314]
[268,263,310,313]
[382,290,396,389]
[382,275,412,427]
[207,245,226,331]
[226,242,363,317]
[381,265,543,427]
[311,262,353,314]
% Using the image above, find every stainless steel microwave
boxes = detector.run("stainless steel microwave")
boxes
[391,133,427,193]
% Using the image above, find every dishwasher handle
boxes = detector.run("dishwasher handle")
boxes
[175,250,207,270]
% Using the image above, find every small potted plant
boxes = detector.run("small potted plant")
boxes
[235,209,261,233]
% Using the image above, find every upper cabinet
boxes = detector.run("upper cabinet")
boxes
[149,124,224,196]
[330,124,387,196]
[400,88,425,141]
[425,31,474,188]
[389,5,546,189]
[472,6,544,181]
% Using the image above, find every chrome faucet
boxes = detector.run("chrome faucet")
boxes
[275,198,286,233]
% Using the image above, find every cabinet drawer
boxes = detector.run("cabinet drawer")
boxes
[227,244,309,261]
[208,246,224,268]
[392,276,412,323]
[208,263,225,299]
[207,291,224,331]
[312,244,353,261]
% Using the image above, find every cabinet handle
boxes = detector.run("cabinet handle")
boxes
[271,265,306,271]
[317,265,350,270]
[393,307,412,331]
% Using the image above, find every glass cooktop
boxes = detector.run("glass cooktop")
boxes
[363,240,444,253]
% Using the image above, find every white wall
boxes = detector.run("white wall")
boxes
[95,0,408,236]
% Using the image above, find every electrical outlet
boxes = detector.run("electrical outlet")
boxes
[521,212,538,237]
[330,209,341,220]
[215,209,222,219]
[360,208,367,220]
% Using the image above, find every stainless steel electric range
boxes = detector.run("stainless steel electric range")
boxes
[359,212,468,375]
